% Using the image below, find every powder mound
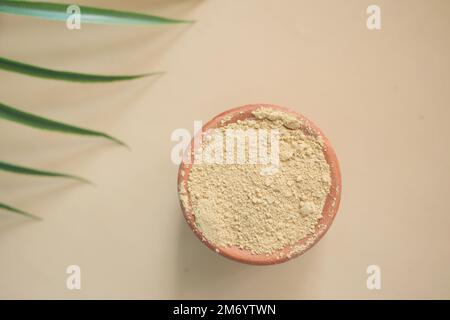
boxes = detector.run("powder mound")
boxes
[187,108,332,255]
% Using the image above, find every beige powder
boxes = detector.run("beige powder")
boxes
[185,108,332,255]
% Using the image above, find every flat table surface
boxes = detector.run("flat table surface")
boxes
[0,0,449,299]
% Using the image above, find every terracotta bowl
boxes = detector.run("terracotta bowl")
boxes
[178,104,342,265]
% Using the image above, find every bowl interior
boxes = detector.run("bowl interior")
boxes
[178,104,342,265]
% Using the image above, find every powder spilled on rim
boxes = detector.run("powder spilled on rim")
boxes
[184,108,332,255]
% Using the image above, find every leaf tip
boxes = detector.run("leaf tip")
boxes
[77,176,95,186]
[179,19,196,24]
[114,137,131,150]
[28,214,43,221]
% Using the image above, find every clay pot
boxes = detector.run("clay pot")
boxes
[178,104,342,265]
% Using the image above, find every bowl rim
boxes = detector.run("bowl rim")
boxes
[177,103,342,265]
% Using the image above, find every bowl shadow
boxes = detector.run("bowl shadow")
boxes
[172,214,324,299]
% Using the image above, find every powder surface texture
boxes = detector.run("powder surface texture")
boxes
[186,108,331,255]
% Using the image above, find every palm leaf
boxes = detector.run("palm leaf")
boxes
[0,1,194,25]
[0,102,127,147]
[0,202,40,220]
[0,56,163,82]
[0,160,91,184]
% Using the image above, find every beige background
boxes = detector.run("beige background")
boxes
[0,0,449,299]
